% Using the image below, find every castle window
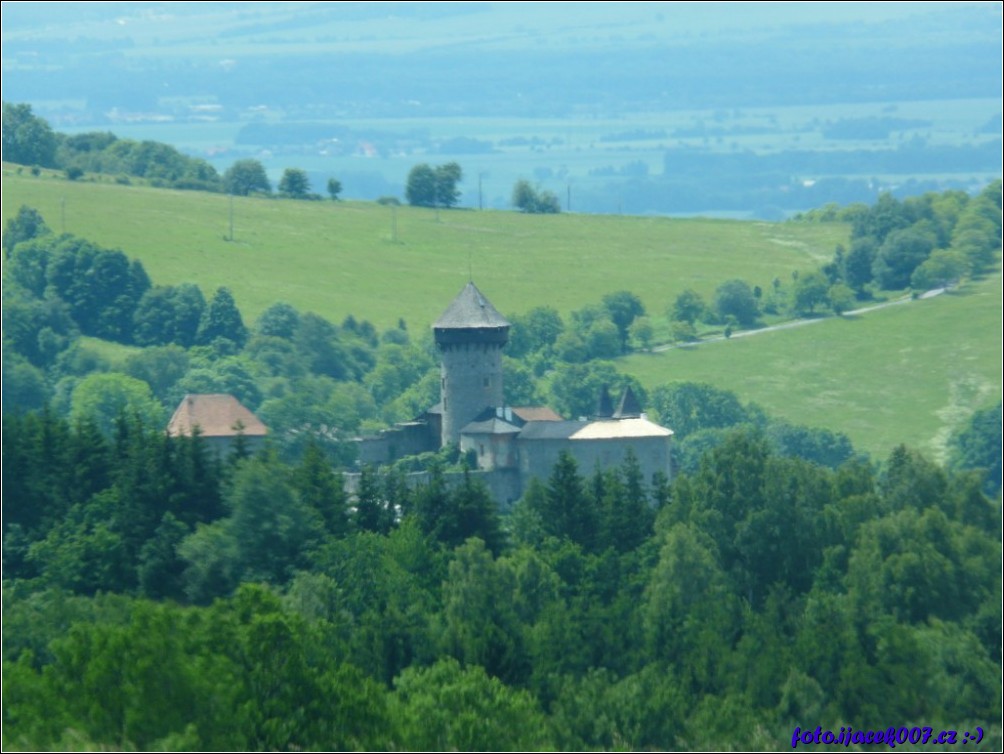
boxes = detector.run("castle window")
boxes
[483,376,490,388]
[479,444,485,456]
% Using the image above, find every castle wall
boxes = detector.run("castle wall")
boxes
[520,437,579,483]
[460,431,519,471]
[356,421,439,465]
[519,435,672,494]
[202,435,267,458]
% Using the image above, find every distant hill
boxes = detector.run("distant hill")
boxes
[0,169,848,328]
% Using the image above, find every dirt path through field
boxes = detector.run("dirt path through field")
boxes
[651,288,947,353]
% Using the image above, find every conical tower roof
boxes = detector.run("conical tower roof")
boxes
[613,385,643,419]
[433,282,511,330]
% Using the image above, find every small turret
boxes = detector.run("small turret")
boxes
[613,385,643,419]
[594,384,615,418]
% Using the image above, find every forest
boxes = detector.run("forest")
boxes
[2,405,1000,750]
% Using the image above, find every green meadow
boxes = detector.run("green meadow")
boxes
[622,274,1002,462]
[1,170,845,329]
[3,170,999,459]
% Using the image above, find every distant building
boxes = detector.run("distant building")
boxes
[166,393,268,455]
[357,282,674,505]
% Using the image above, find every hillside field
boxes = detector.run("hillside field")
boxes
[2,170,846,330]
[622,273,1002,462]
[3,170,1000,459]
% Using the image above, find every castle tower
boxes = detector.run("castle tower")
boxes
[433,282,510,447]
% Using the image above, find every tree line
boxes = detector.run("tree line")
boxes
[2,102,342,200]
[654,182,1003,345]
[802,182,1001,295]
[6,101,557,213]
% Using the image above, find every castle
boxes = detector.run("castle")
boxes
[359,282,673,505]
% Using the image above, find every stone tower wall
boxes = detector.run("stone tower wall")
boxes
[439,340,505,446]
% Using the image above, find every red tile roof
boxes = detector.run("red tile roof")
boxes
[512,406,563,422]
[166,394,268,438]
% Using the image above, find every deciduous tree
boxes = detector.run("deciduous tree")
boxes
[3,205,51,258]
[511,179,561,213]
[650,382,751,439]
[910,249,967,290]
[405,162,463,208]
[602,290,645,352]
[393,658,551,750]
[69,373,164,437]
[326,177,342,200]
[223,158,271,196]
[278,167,311,199]
[714,279,758,326]
[2,102,57,167]
[791,271,830,315]
[670,288,706,325]
[872,226,936,289]
[405,163,436,207]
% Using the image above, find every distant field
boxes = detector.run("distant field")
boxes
[1,171,847,329]
[52,97,1001,214]
[621,273,1003,462]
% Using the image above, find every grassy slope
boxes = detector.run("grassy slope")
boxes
[3,170,1000,458]
[2,170,844,329]
[622,273,1003,462]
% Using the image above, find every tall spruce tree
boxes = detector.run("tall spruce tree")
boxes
[294,440,350,538]
[541,451,598,551]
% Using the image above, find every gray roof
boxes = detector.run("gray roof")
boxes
[433,282,511,330]
[461,417,522,435]
[518,420,588,440]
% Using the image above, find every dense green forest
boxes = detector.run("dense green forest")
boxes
[3,167,1002,748]
[2,410,1001,750]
